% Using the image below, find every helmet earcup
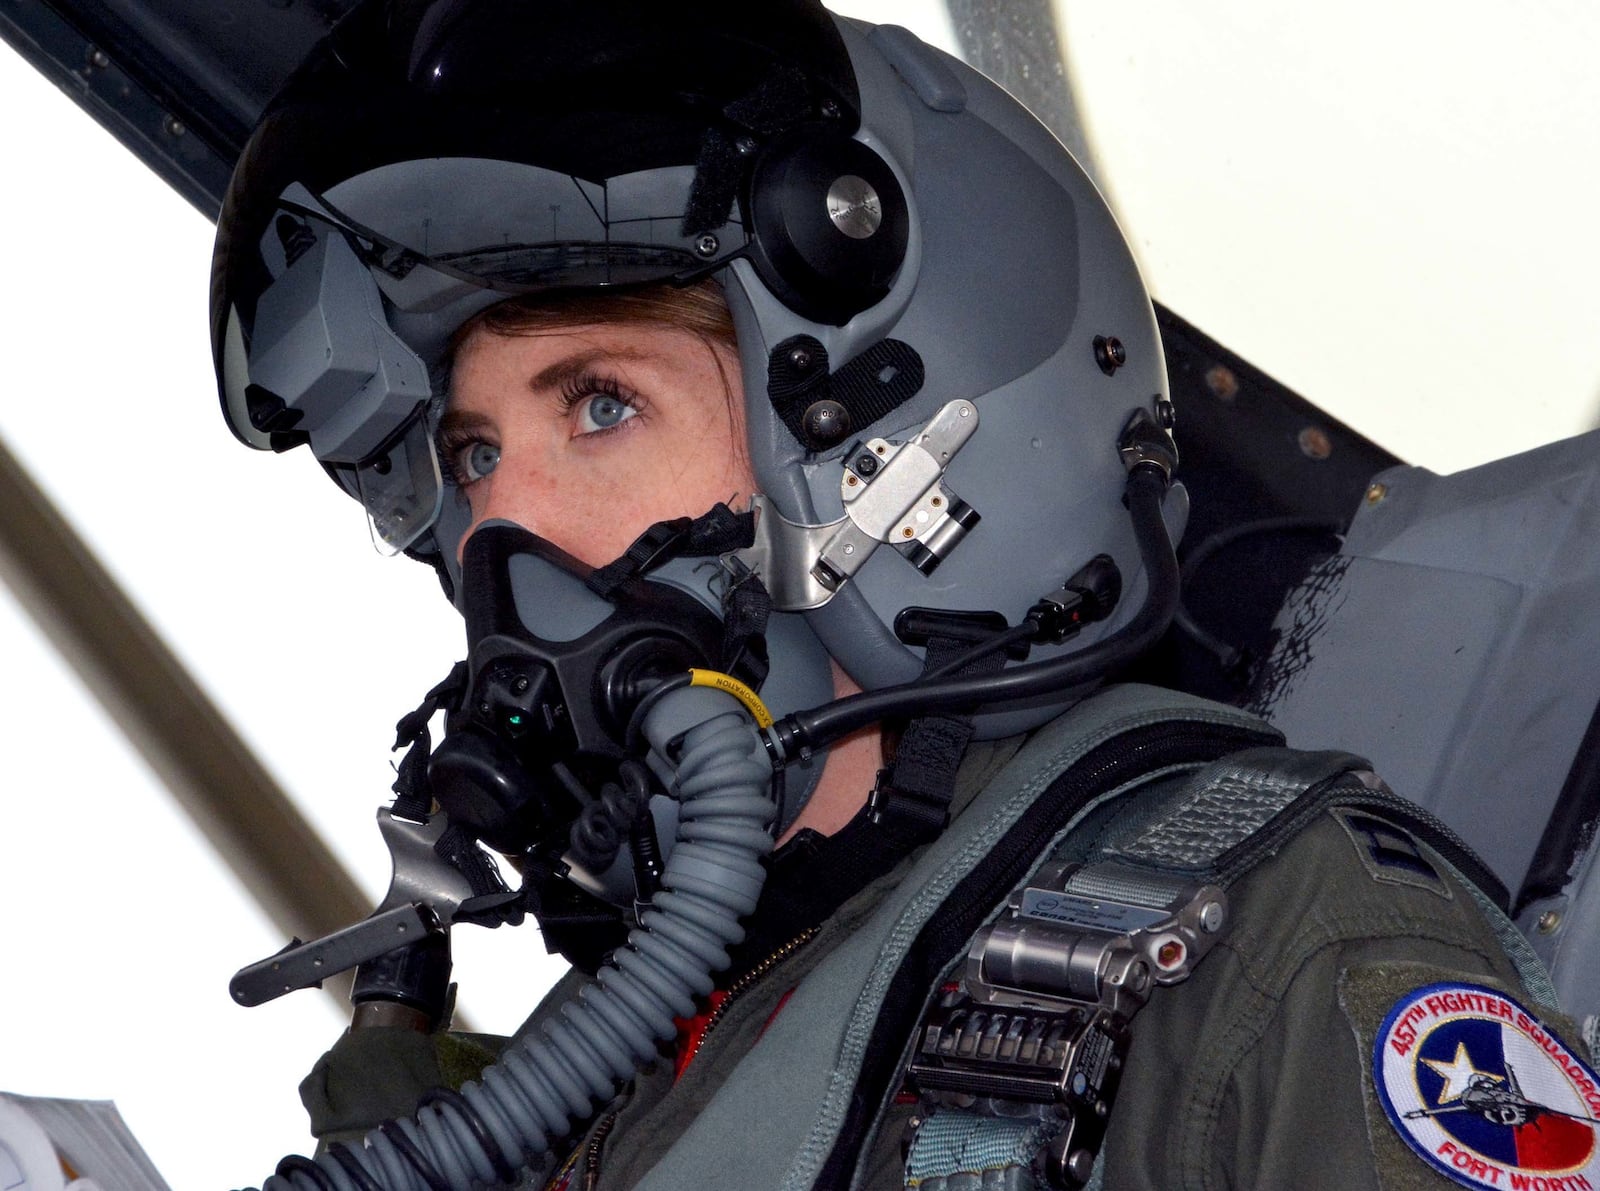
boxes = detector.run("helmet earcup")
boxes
[745,126,909,326]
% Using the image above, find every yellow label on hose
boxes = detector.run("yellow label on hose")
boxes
[688,669,774,728]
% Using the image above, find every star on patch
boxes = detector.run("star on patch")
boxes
[1422,1042,1502,1105]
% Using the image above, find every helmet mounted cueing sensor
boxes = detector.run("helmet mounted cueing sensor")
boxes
[210,0,1179,754]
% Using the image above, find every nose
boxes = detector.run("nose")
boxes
[456,466,541,564]
[479,472,533,536]
[455,460,593,567]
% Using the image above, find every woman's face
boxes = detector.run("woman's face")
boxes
[441,322,754,565]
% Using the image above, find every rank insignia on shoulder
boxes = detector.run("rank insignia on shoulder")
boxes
[1374,981,1600,1189]
[1332,807,1451,899]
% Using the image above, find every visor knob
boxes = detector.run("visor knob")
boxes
[746,127,909,325]
[1094,335,1127,376]
[802,399,852,448]
[826,175,883,239]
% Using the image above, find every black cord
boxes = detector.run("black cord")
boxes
[376,1119,453,1191]
[1173,516,1343,670]
[273,1156,337,1190]
[327,1144,386,1191]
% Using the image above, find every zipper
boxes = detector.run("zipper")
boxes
[682,926,820,1072]
[576,928,820,1189]
[580,1109,619,1191]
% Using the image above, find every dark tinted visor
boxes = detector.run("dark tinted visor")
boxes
[215,0,858,385]
[312,157,742,306]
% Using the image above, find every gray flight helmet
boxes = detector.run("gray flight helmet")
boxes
[211,0,1174,741]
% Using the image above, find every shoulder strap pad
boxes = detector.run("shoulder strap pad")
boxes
[1094,746,1509,910]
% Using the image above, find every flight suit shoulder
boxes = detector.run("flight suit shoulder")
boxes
[1103,805,1588,1190]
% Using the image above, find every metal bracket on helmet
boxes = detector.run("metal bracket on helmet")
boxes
[731,400,981,611]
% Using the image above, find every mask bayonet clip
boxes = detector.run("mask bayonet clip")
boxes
[730,399,982,611]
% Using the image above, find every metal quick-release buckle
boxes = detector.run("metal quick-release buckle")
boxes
[906,861,1228,1188]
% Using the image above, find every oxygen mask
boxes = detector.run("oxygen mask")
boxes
[429,521,729,856]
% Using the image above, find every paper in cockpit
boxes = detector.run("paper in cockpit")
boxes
[0,1092,170,1191]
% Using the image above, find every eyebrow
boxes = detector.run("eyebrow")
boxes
[439,344,656,441]
[527,346,652,394]
[436,406,493,440]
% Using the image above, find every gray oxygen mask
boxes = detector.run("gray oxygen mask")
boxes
[426,516,837,909]
[427,520,725,862]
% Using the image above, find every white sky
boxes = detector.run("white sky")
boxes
[0,2,1595,1188]
[1058,1,1600,468]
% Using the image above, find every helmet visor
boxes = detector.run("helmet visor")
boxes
[212,0,860,556]
[314,156,746,311]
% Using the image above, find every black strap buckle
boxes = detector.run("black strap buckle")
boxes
[867,767,950,839]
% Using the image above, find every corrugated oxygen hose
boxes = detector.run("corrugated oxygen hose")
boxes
[250,688,774,1190]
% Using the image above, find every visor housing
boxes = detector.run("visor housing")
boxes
[211,0,859,550]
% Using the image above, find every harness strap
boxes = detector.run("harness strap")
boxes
[584,504,755,597]
[389,661,469,822]
[712,555,772,689]
[906,1111,1053,1191]
[904,746,1508,1190]
[1099,746,1369,875]
[871,628,1008,842]
[583,504,772,685]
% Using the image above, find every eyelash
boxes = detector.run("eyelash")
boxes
[435,371,642,488]
[557,372,641,432]
[436,425,487,489]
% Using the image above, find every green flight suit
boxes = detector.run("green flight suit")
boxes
[301,686,1585,1190]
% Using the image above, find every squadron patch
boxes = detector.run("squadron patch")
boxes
[1375,982,1600,1189]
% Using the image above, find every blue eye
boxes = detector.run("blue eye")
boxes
[455,441,499,483]
[579,393,637,434]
